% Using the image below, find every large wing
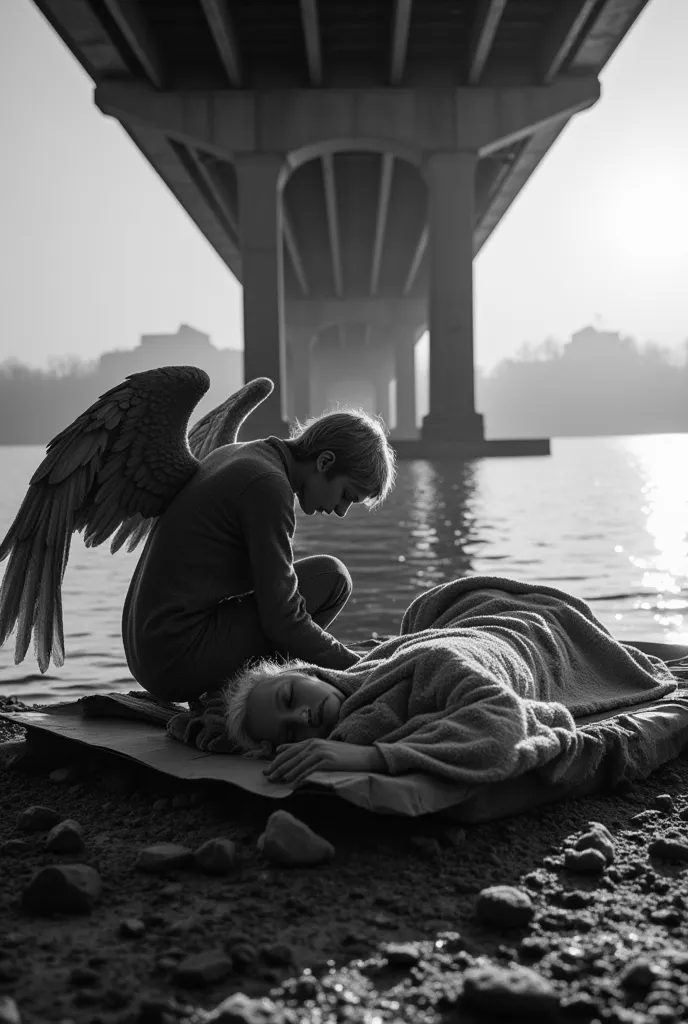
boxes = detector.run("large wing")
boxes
[109,376,274,555]
[0,365,210,673]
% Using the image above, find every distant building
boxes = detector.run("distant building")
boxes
[96,324,244,425]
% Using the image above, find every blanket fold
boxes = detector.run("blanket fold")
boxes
[305,576,679,787]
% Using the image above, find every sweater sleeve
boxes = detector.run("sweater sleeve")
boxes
[235,472,360,669]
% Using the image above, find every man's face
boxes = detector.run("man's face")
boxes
[297,451,369,517]
[244,671,344,747]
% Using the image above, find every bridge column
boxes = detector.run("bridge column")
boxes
[288,329,314,422]
[393,329,418,439]
[235,154,289,438]
[422,151,484,443]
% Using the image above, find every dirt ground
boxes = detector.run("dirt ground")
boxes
[1,704,688,1024]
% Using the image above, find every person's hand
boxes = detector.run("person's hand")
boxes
[263,738,375,785]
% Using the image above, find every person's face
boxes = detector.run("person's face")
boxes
[297,450,369,517]
[244,671,344,747]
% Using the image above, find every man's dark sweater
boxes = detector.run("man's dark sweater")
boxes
[122,437,359,690]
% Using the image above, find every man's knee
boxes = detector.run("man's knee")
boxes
[295,554,353,609]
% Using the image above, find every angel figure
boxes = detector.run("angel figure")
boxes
[0,366,397,706]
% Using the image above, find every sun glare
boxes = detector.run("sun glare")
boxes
[606,166,688,269]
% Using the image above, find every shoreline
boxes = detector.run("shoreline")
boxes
[1,707,688,1023]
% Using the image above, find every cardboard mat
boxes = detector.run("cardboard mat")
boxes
[2,639,688,821]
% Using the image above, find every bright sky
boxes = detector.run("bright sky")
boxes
[0,0,687,375]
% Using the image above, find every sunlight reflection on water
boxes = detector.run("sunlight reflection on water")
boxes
[1,433,687,703]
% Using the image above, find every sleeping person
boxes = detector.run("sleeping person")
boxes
[219,575,678,789]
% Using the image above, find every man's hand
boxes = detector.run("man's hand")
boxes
[263,738,382,785]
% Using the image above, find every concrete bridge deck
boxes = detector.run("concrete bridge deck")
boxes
[31,0,649,456]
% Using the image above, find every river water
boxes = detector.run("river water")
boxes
[1,434,687,705]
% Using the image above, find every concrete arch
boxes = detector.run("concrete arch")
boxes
[284,138,422,181]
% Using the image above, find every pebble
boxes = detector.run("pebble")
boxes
[410,836,442,857]
[475,885,534,928]
[653,794,675,813]
[260,942,295,967]
[462,963,560,1018]
[16,805,62,832]
[0,997,21,1024]
[135,843,195,873]
[45,819,85,854]
[620,957,662,990]
[257,810,335,866]
[194,838,236,874]
[630,809,663,826]
[22,864,102,914]
[648,839,688,863]
[49,766,81,784]
[174,949,234,987]
[564,848,607,874]
[574,828,615,864]
[380,942,421,968]
[119,918,146,938]
[205,993,282,1023]
[0,840,32,856]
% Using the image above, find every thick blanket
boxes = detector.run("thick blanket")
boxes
[306,576,678,787]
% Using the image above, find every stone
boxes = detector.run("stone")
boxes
[678,806,688,821]
[649,839,688,863]
[119,917,146,937]
[574,829,614,864]
[260,943,296,967]
[152,798,169,811]
[0,840,31,856]
[475,886,534,928]
[462,963,559,1018]
[257,810,334,866]
[410,836,442,857]
[135,843,194,873]
[194,838,236,874]
[206,993,283,1024]
[380,942,421,967]
[48,766,81,784]
[564,848,607,874]
[68,966,99,987]
[16,805,62,832]
[630,809,662,826]
[171,792,192,808]
[0,996,21,1024]
[587,820,613,841]
[174,949,233,987]
[45,819,85,854]
[654,794,675,813]
[22,864,102,914]
[620,957,661,990]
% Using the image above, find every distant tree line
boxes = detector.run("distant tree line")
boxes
[475,327,688,438]
[1,326,686,444]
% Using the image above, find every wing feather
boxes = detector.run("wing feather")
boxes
[109,376,275,555]
[0,365,209,672]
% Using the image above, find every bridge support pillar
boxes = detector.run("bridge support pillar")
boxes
[422,151,484,443]
[235,154,290,439]
[288,329,314,422]
[393,330,418,439]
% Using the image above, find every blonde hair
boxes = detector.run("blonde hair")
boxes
[287,407,397,509]
[221,656,319,756]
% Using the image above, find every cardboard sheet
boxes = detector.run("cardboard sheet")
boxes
[2,639,688,820]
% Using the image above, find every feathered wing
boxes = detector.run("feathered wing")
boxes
[0,365,211,673]
[108,376,274,554]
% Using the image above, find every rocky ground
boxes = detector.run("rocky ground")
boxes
[1,699,688,1024]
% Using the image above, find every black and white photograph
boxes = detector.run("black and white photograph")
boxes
[1,1,688,1022]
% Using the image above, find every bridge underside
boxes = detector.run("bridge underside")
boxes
[33,0,649,453]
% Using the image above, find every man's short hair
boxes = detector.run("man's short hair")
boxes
[288,407,397,508]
